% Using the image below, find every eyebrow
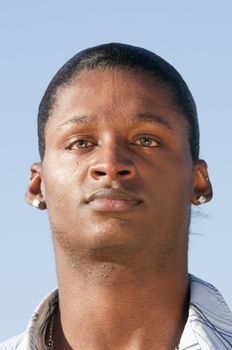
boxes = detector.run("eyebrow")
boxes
[57,112,173,130]
[58,114,96,129]
[131,113,173,130]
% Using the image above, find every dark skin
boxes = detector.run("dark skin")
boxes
[26,69,212,350]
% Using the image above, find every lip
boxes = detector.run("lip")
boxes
[85,188,143,212]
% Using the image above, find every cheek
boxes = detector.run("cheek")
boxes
[167,163,194,204]
[41,158,86,209]
[146,155,194,201]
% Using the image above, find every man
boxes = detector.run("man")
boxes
[1,43,231,350]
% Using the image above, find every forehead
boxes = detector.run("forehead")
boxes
[47,69,186,131]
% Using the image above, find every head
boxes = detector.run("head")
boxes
[38,43,200,161]
[26,43,212,272]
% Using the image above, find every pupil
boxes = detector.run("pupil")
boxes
[78,140,86,147]
[142,137,151,145]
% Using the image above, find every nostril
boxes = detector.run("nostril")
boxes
[118,170,130,176]
[95,170,107,176]
[91,168,133,180]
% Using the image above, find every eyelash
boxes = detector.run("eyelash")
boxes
[133,135,160,147]
[67,139,96,149]
[65,135,160,151]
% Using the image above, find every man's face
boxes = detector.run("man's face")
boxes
[39,69,195,259]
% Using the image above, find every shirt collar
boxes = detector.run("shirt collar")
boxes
[17,275,232,350]
[179,274,232,349]
[18,289,58,350]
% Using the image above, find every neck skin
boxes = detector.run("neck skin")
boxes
[51,239,189,350]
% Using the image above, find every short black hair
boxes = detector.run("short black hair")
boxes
[38,42,199,160]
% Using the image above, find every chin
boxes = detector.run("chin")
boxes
[52,215,154,258]
[85,219,142,248]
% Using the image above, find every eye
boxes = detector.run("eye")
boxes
[66,138,96,150]
[134,136,160,147]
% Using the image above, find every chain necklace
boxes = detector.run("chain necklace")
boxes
[47,313,55,350]
[46,314,179,350]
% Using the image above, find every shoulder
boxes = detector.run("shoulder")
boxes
[189,274,232,319]
[0,289,58,350]
[0,333,24,350]
[188,274,232,347]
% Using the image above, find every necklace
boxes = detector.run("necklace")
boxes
[46,314,180,350]
[47,313,55,350]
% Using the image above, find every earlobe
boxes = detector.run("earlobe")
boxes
[25,162,47,210]
[191,160,213,205]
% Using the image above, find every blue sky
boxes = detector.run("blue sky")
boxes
[1,0,232,340]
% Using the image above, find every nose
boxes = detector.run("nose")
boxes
[89,142,136,181]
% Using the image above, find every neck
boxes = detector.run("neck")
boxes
[53,242,189,350]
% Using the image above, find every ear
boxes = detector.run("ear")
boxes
[191,160,213,205]
[25,162,46,210]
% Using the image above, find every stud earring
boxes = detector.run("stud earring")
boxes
[198,195,207,205]
[32,199,46,209]
[32,199,41,208]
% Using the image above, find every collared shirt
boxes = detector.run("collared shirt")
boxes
[1,275,232,350]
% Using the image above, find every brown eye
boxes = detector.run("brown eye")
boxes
[135,136,160,147]
[68,139,95,150]
[75,140,89,148]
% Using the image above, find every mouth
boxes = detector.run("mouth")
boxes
[85,188,143,212]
